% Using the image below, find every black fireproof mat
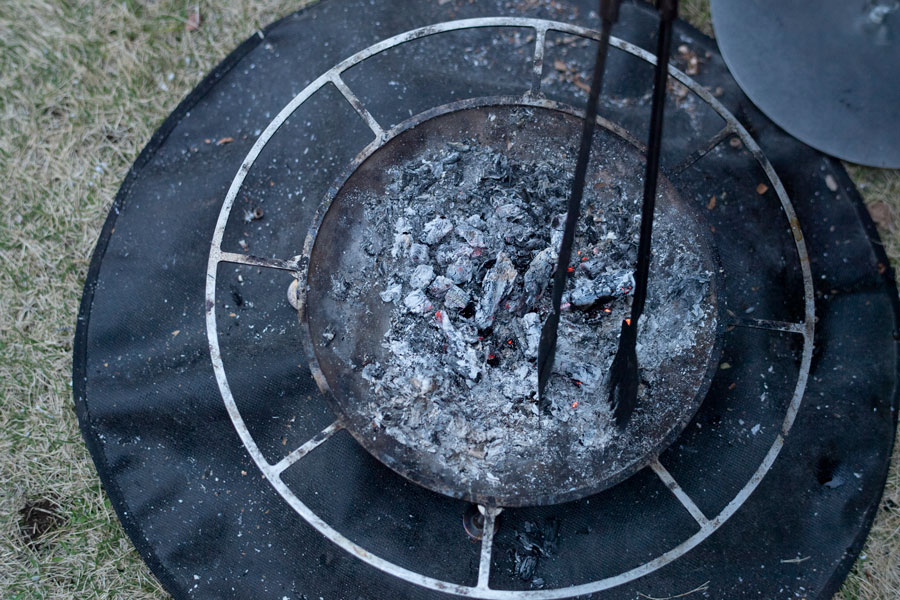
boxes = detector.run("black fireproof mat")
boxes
[73,1,899,598]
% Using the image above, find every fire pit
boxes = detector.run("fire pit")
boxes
[72,2,899,598]
[301,103,721,506]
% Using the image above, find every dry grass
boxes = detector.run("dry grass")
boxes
[835,451,900,600]
[0,1,309,598]
[0,0,896,598]
[846,164,900,265]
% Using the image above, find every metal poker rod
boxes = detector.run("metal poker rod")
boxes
[537,0,680,430]
[607,0,679,427]
[537,0,622,410]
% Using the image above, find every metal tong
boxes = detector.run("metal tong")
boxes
[537,0,679,429]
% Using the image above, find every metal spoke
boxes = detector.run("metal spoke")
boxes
[331,74,386,140]
[729,317,805,335]
[667,125,733,177]
[476,506,503,590]
[217,250,301,272]
[529,26,549,96]
[271,421,343,476]
[650,459,709,527]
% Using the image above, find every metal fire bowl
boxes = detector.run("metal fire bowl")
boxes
[299,100,723,507]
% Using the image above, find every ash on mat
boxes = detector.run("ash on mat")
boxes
[340,140,714,487]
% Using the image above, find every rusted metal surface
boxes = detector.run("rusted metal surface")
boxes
[300,101,724,507]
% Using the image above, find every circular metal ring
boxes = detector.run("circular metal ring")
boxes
[204,17,815,599]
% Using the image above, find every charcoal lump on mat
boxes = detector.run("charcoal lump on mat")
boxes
[344,141,713,485]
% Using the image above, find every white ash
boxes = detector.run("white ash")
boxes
[409,264,436,289]
[348,142,714,487]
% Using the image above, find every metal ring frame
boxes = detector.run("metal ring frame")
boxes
[204,17,815,599]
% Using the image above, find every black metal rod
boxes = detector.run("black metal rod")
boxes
[631,1,676,321]
[607,0,678,428]
[536,0,621,406]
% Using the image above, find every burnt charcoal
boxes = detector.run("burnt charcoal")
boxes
[409,264,435,289]
[477,325,495,339]
[511,518,561,586]
[519,312,541,359]
[379,282,402,303]
[363,238,383,256]
[391,232,412,259]
[456,222,488,249]
[447,141,470,152]
[408,243,430,265]
[523,247,557,309]
[515,553,538,581]
[403,289,433,314]
[354,140,714,488]
[474,253,518,329]
[421,216,453,245]
[446,256,475,284]
[427,275,454,297]
[506,224,546,252]
[565,269,635,308]
[518,518,560,557]
[484,153,510,180]
[495,202,527,221]
[474,257,497,282]
[434,242,472,267]
[539,518,561,554]
[230,285,244,307]
[578,256,606,277]
[444,285,470,310]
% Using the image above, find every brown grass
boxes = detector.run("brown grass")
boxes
[0,2,309,597]
[0,1,896,598]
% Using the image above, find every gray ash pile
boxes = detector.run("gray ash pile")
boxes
[344,139,713,488]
